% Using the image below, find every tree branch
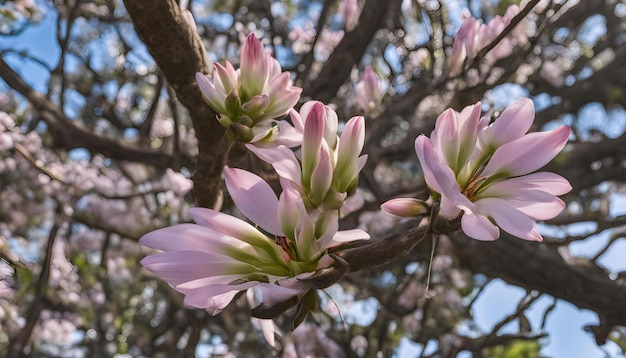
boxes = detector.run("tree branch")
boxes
[303,0,403,103]
[0,56,191,169]
[123,0,227,208]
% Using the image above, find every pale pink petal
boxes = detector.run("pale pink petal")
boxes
[301,102,326,180]
[180,281,260,311]
[494,172,572,196]
[460,211,500,241]
[309,143,333,205]
[289,108,305,132]
[456,102,483,169]
[140,224,253,253]
[327,229,370,247]
[258,319,276,347]
[242,94,270,116]
[258,282,304,306]
[415,136,443,193]
[274,120,303,147]
[240,33,268,96]
[430,108,459,167]
[341,190,365,217]
[511,197,565,221]
[277,189,304,240]
[338,116,365,162]
[448,35,467,76]
[187,208,282,258]
[314,211,340,250]
[224,167,284,236]
[482,126,570,177]
[188,208,265,241]
[481,98,534,148]
[477,197,543,241]
[246,144,302,185]
[214,62,239,94]
[196,72,226,113]
[335,118,366,190]
[141,251,249,285]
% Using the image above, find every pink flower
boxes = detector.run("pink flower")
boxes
[196,34,302,144]
[247,101,367,210]
[448,4,526,76]
[382,98,571,241]
[140,167,368,313]
[355,66,383,113]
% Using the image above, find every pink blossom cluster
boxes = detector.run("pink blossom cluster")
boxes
[0,106,197,353]
[382,99,571,241]
[448,2,531,76]
[141,34,373,332]
[196,34,302,144]
[140,30,573,347]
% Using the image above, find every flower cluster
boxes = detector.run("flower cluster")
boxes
[448,2,529,76]
[141,28,572,346]
[248,101,367,210]
[141,101,370,313]
[141,167,368,313]
[382,98,571,241]
[196,33,302,144]
[142,39,370,317]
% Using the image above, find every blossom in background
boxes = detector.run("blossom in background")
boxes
[338,0,360,32]
[355,66,383,113]
[247,101,367,211]
[140,167,368,314]
[447,2,529,76]
[382,98,571,241]
[196,33,302,143]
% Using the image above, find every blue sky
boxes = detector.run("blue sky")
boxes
[2,2,625,357]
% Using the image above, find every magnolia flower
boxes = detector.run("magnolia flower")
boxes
[448,5,525,76]
[140,167,368,313]
[196,33,302,143]
[382,98,571,241]
[355,66,383,113]
[247,101,367,211]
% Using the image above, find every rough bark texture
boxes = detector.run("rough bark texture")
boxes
[123,0,225,208]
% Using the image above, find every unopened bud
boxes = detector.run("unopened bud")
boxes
[230,123,254,142]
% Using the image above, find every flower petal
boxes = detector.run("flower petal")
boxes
[481,98,534,148]
[246,144,302,186]
[196,72,227,113]
[224,167,284,236]
[140,223,254,254]
[415,135,442,193]
[240,33,268,97]
[179,281,260,311]
[482,125,570,177]
[460,211,500,241]
[476,197,543,241]
[327,229,370,247]
[141,251,251,285]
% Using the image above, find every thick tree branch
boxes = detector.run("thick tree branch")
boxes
[450,232,626,327]
[123,0,226,208]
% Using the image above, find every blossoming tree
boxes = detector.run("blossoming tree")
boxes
[1,0,626,356]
